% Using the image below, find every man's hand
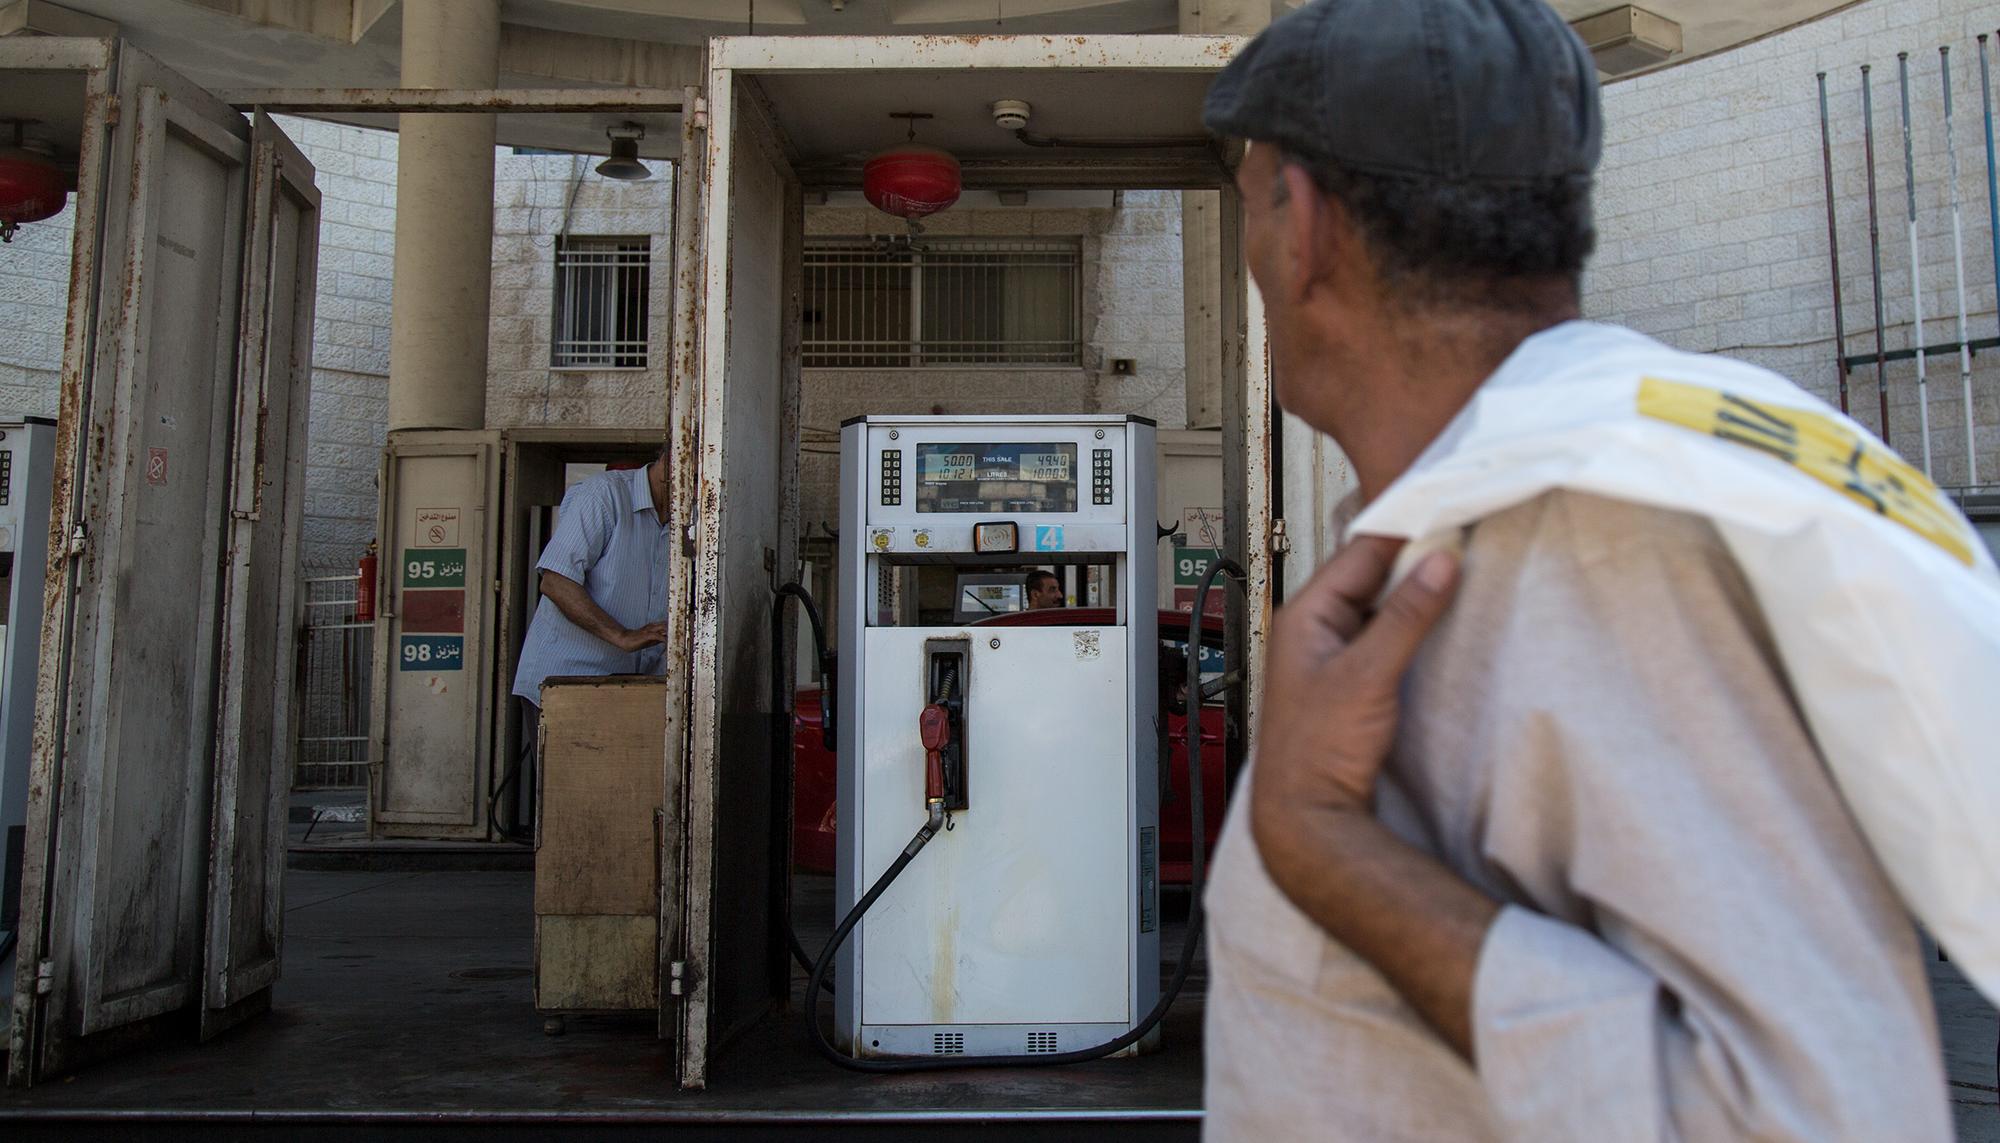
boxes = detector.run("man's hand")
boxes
[540,570,669,657]
[612,621,669,653]
[1251,536,1459,819]
[1248,535,1498,1061]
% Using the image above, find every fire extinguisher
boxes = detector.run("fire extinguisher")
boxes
[355,541,378,623]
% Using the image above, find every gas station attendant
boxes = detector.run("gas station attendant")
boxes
[511,444,674,708]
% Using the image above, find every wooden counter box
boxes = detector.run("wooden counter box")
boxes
[533,675,670,1015]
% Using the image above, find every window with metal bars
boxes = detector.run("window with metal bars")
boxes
[803,239,1081,367]
[552,236,650,368]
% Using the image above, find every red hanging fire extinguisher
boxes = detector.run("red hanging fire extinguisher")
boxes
[355,540,378,622]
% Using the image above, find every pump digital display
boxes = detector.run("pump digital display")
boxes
[914,443,1078,514]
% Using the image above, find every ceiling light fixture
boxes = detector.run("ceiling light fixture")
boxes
[1571,5,1682,76]
[596,123,651,181]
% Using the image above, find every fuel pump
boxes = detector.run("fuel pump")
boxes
[772,473,1240,1071]
[827,415,1162,1062]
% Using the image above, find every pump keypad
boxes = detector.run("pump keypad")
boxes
[1092,448,1113,505]
[0,450,12,507]
[880,449,901,506]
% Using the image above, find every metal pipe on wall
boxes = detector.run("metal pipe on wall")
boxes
[1983,36,2000,342]
[1819,72,1852,414]
[1899,52,1933,476]
[1864,65,1893,444]
[1942,46,1979,485]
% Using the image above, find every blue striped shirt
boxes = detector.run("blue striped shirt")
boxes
[511,466,672,703]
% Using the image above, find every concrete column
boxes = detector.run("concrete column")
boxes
[388,0,501,431]
[1180,1,1268,428]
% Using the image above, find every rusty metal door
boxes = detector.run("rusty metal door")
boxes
[657,85,704,1079]
[201,112,321,1037]
[677,68,802,1091]
[6,44,315,1084]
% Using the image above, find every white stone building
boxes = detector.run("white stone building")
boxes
[4,0,1999,565]
[1589,0,2000,488]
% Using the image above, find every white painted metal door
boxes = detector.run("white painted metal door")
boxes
[6,43,318,1084]
[369,432,502,836]
[202,112,321,1034]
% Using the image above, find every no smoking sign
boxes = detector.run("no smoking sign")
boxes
[414,507,461,548]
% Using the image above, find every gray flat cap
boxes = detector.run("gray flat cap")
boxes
[1203,0,1602,185]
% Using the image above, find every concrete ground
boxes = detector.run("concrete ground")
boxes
[1,861,1994,1139]
[0,868,1205,1140]
[1935,951,1999,1140]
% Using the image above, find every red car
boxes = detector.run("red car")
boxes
[791,608,1232,885]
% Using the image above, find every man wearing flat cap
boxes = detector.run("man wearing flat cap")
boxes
[1199,0,1951,1138]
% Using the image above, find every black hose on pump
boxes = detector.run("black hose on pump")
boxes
[771,584,836,991]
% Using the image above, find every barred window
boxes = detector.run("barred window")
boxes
[553,236,650,368]
[804,239,1081,368]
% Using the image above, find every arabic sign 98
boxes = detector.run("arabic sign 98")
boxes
[400,635,464,671]
[403,547,467,587]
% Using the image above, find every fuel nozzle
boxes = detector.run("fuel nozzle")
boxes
[919,702,951,829]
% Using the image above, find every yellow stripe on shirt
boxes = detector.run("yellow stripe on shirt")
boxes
[1636,376,1976,567]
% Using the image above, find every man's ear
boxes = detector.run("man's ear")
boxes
[1278,162,1335,304]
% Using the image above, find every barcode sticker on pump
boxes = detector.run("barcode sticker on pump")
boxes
[1139,827,1157,934]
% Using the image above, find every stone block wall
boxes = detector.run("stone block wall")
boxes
[0,198,71,419]
[1588,0,2000,488]
[1092,191,1190,428]
[486,153,673,430]
[276,115,400,571]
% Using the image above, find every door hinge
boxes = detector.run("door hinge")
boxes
[35,959,54,995]
[102,95,119,127]
[1270,517,1291,555]
[229,509,261,522]
[668,960,687,997]
[690,97,710,132]
[67,522,88,556]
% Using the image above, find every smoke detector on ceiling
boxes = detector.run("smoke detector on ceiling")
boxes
[992,100,1032,131]
[1571,5,1683,76]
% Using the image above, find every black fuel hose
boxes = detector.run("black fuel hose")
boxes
[772,584,837,991]
[1182,557,1246,903]
[790,559,1247,1072]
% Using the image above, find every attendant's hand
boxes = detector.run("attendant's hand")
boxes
[613,622,669,653]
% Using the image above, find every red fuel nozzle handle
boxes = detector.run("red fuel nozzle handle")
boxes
[919,703,951,803]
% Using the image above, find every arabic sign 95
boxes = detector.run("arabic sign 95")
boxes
[403,547,467,587]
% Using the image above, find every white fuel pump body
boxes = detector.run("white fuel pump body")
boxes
[835,415,1158,1059]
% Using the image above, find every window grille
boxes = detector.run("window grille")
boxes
[804,239,1081,367]
[553,236,650,368]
